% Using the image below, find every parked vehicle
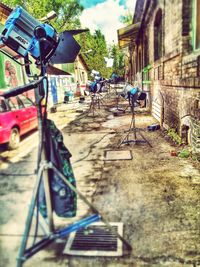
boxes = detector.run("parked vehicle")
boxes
[0,94,38,149]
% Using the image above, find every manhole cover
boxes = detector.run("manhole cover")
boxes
[104,150,132,160]
[63,222,123,256]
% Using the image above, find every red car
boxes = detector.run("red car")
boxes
[0,94,38,149]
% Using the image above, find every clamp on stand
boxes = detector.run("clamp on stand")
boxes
[118,93,152,148]
[0,9,132,264]
[11,27,132,267]
[87,92,107,117]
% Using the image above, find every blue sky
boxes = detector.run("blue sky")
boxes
[80,0,128,9]
[79,0,135,44]
[80,0,106,8]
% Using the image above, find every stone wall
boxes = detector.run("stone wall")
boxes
[164,0,182,55]
[136,0,200,152]
[190,118,200,153]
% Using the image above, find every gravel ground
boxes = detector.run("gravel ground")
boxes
[0,95,199,267]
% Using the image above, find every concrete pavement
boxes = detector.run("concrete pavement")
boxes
[0,95,200,267]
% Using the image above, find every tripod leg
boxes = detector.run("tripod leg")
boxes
[137,130,153,147]
[92,97,95,116]
[49,163,132,252]
[16,165,44,267]
[89,98,93,112]
[131,114,137,140]
[118,131,130,147]
[97,96,100,109]
[118,113,135,147]
[99,96,107,109]
[116,94,119,110]
[42,157,54,232]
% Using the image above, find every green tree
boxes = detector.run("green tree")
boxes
[109,44,125,77]
[77,30,113,78]
[1,0,123,79]
[2,0,83,31]
[120,10,132,25]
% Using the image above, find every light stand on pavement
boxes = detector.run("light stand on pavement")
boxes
[118,91,152,148]
[0,6,132,267]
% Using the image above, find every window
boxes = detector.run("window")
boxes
[138,49,142,72]
[154,9,163,61]
[7,98,17,110]
[81,72,85,84]
[18,95,33,108]
[192,0,200,50]
[0,99,8,112]
[144,35,149,67]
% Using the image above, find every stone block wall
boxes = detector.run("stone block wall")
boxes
[164,0,182,55]
[141,0,200,152]
[190,118,200,153]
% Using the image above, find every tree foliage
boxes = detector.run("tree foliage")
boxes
[77,30,113,79]
[2,0,124,79]
[2,0,83,31]
[120,11,132,25]
[109,44,125,77]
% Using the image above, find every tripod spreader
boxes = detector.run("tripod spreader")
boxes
[18,214,101,264]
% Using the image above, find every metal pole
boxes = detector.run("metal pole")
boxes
[16,165,44,267]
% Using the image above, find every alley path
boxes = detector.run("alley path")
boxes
[0,95,199,267]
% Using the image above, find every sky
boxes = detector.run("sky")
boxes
[79,0,136,44]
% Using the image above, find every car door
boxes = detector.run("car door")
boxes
[0,97,15,144]
[9,96,31,135]
[18,95,38,130]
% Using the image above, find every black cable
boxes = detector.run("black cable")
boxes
[32,190,39,246]
[73,132,115,164]
[0,233,46,237]
[0,173,34,176]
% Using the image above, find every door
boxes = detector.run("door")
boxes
[18,95,38,130]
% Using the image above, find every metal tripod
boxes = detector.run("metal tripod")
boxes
[87,92,106,117]
[118,98,152,148]
[16,77,132,267]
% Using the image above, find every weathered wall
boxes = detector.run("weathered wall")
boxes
[134,0,200,152]
[164,0,183,55]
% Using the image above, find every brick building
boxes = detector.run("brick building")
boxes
[118,0,200,152]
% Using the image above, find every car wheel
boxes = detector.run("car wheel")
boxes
[8,128,20,150]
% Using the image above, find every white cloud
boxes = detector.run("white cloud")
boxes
[126,0,135,10]
[80,0,135,44]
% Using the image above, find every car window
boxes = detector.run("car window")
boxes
[0,98,8,112]
[16,97,25,109]
[18,95,33,108]
[7,98,17,110]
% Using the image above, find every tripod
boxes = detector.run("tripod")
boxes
[86,92,107,117]
[16,78,132,267]
[13,46,131,267]
[0,11,132,266]
[118,94,152,148]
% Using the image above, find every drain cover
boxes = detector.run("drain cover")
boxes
[63,222,123,256]
[104,150,132,160]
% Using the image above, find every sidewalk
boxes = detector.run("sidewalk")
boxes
[0,94,200,267]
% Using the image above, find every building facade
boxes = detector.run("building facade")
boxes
[74,54,89,96]
[118,0,200,152]
[0,3,25,91]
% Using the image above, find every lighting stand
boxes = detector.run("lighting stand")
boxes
[87,92,106,117]
[118,97,152,148]
[16,34,131,267]
[115,92,130,113]
[103,81,113,100]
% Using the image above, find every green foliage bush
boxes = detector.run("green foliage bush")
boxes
[178,149,191,158]
[167,128,182,145]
